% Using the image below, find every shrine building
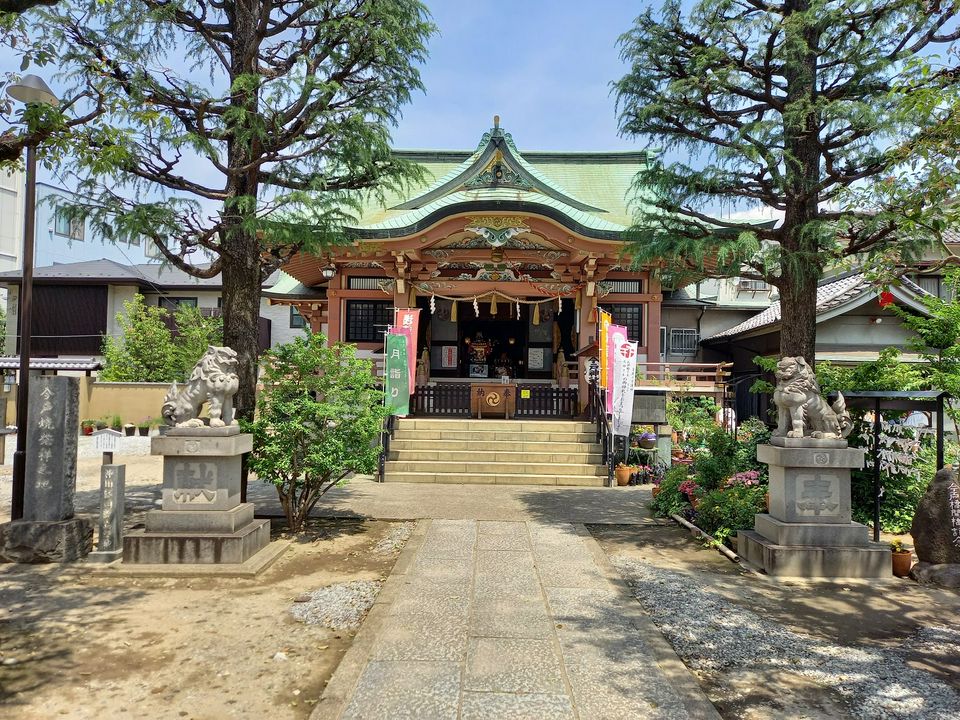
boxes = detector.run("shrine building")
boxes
[272,118,663,413]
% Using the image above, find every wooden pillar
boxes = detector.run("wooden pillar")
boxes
[646,273,662,375]
[577,290,594,413]
[326,291,341,345]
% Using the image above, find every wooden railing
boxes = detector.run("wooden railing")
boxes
[514,385,579,419]
[412,384,472,416]
[635,362,732,390]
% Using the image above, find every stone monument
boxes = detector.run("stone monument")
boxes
[909,466,960,588]
[738,356,889,577]
[88,461,125,563]
[123,347,271,565]
[0,376,93,562]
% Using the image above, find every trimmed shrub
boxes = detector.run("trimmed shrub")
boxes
[695,485,766,544]
[650,464,691,518]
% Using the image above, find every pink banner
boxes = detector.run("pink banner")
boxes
[394,308,420,390]
[606,324,628,414]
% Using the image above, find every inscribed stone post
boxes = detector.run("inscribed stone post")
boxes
[88,464,125,563]
[23,376,79,522]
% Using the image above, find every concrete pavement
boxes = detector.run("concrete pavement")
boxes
[312,518,720,720]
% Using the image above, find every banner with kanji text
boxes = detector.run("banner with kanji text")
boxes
[598,309,611,409]
[606,324,628,415]
[394,308,420,389]
[384,332,410,416]
[612,340,638,437]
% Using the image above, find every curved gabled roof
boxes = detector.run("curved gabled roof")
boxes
[345,121,653,238]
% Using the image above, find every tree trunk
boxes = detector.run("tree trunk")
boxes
[779,0,822,366]
[221,237,261,421]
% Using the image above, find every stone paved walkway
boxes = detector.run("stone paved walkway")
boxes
[313,519,720,720]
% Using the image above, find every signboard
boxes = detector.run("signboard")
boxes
[528,347,545,370]
[606,324,628,415]
[389,325,415,393]
[520,389,531,399]
[384,333,410,416]
[441,345,458,368]
[612,341,638,437]
[394,308,420,390]
[93,428,122,452]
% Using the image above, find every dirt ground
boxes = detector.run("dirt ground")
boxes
[0,518,412,720]
[591,521,960,720]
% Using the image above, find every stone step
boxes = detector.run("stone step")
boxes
[392,429,596,443]
[389,439,602,454]
[397,419,593,433]
[382,471,607,486]
[385,460,606,476]
[388,449,604,464]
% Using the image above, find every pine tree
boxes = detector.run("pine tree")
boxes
[615,0,959,363]
[42,0,435,419]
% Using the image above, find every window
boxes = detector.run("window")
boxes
[659,326,667,359]
[669,328,700,355]
[914,275,957,302]
[738,278,769,292]
[345,300,392,342]
[145,239,166,260]
[290,306,306,329]
[348,276,390,290]
[608,304,643,344]
[158,296,199,312]
[53,207,84,241]
[605,280,642,294]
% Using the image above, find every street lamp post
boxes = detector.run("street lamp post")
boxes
[7,74,58,521]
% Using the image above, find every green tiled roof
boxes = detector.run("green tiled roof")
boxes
[347,125,653,237]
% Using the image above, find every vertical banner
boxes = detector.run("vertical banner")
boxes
[612,340,638,437]
[385,332,410,416]
[395,308,420,390]
[598,309,612,410]
[389,326,414,394]
[606,324,628,415]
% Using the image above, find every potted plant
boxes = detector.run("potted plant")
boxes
[95,418,108,430]
[110,415,123,431]
[123,423,136,437]
[679,478,700,508]
[615,463,634,486]
[137,419,151,437]
[80,419,95,436]
[891,539,913,578]
[637,430,657,450]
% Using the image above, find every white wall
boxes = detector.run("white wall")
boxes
[0,170,22,272]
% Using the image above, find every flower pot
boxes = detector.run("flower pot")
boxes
[892,550,913,578]
[651,486,661,499]
[124,425,136,436]
[638,437,657,450]
[137,427,150,437]
[81,425,94,436]
[615,465,632,486]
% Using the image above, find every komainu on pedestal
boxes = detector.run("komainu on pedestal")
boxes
[123,347,271,565]
[739,357,889,577]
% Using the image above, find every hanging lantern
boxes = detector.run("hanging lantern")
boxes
[451,300,458,322]
[490,293,498,316]
[408,286,417,307]
[430,294,436,315]
[533,302,540,326]
[878,291,894,307]
[473,297,480,317]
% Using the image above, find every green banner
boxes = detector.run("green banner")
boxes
[385,332,410,416]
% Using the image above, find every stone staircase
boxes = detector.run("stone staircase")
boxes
[384,418,606,486]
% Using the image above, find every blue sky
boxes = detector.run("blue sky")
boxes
[390,1,642,152]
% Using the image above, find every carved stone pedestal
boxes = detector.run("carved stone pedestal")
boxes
[123,427,271,565]
[739,442,889,577]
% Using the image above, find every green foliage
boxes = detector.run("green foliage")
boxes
[100,295,222,383]
[171,304,223,381]
[246,333,386,532]
[650,464,692,518]
[666,395,719,438]
[615,0,956,360]
[100,295,177,382]
[691,427,741,491]
[695,486,767,544]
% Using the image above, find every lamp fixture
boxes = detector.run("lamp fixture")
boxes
[6,74,60,106]
[320,265,336,280]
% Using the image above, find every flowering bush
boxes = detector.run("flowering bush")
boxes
[725,470,762,488]
[678,479,700,497]
[632,462,667,486]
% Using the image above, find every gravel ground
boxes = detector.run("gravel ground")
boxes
[370,521,415,555]
[612,556,960,720]
[290,580,384,630]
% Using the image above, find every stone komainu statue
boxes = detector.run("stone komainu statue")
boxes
[773,356,853,440]
[162,346,240,428]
